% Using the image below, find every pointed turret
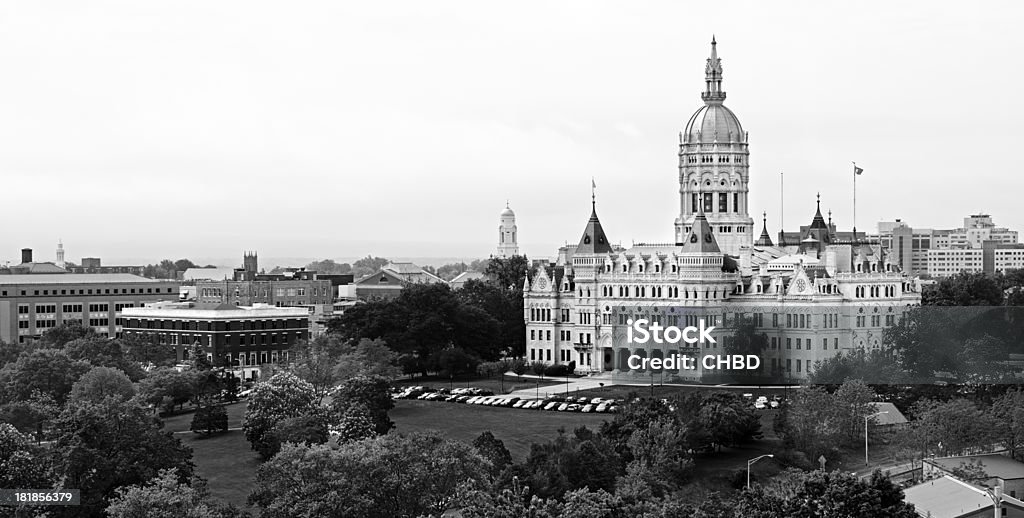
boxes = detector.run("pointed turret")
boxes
[680,193,720,253]
[701,36,726,104]
[809,193,828,230]
[575,200,613,255]
[755,211,774,247]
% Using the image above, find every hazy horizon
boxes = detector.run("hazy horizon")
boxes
[3,1,1023,264]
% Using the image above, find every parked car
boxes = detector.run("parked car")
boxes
[754,401,766,410]
[595,403,608,413]
[769,400,779,409]
[581,404,594,413]
[557,403,570,411]
[544,402,559,411]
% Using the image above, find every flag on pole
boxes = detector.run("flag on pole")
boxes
[592,178,597,189]
[854,164,864,175]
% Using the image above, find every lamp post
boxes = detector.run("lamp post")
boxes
[746,454,774,489]
[985,486,1003,518]
[864,411,888,466]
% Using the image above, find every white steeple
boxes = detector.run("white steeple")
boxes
[497,201,519,258]
[56,239,66,268]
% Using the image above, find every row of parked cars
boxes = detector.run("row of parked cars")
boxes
[393,386,621,413]
[743,393,783,410]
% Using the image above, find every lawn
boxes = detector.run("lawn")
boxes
[391,399,608,459]
[161,402,258,509]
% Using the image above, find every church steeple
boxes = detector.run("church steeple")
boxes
[701,36,726,104]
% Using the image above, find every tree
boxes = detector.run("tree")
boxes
[458,280,526,357]
[0,348,91,406]
[121,333,178,368]
[190,405,229,436]
[40,321,98,348]
[50,398,194,517]
[992,389,1024,461]
[331,338,401,382]
[249,432,489,518]
[734,469,917,517]
[0,423,52,489]
[329,375,393,436]
[138,368,196,413]
[262,411,330,458]
[304,259,352,275]
[923,271,1004,306]
[618,419,694,497]
[63,336,145,381]
[351,255,390,278]
[832,379,878,446]
[472,431,513,477]
[242,372,319,458]
[523,427,622,499]
[695,392,763,451]
[69,366,136,404]
[105,468,245,518]
[901,398,997,458]
[484,255,529,291]
[289,336,340,403]
[436,262,469,281]
[809,350,909,385]
[333,404,378,443]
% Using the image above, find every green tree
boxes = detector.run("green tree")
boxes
[69,366,136,404]
[351,255,390,278]
[809,349,909,385]
[249,432,489,518]
[50,398,194,518]
[331,338,401,382]
[242,372,319,459]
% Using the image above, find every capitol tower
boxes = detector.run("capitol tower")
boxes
[674,37,754,259]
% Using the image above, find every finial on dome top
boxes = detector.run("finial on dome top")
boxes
[506,199,509,209]
[828,209,832,226]
[763,211,767,225]
[702,36,726,104]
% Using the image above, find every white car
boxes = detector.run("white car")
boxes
[769,400,780,409]
[582,404,594,413]
[596,403,608,412]
[544,402,559,411]
[557,403,569,411]
[754,401,766,410]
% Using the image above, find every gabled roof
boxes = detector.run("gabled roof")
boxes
[679,206,720,254]
[869,402,908,425]
[575,204,614,255]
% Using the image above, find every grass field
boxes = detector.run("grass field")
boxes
[391,399,608,459]
[162,402,258,509]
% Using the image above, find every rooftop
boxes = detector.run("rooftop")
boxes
[903,476,992,518]
[121,302,309,319]
[0,273,173,285]
[927,453,1024,480]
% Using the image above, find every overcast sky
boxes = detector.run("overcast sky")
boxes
[2,1,1022,266]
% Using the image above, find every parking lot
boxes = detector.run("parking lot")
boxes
[393,385,622,414]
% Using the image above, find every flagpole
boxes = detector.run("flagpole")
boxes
[852,161,857,242]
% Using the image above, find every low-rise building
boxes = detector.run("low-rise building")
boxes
[904,475,1024,518]
[121,301,310,380]
[355,262,445,301]
[925,454,1024,501]
[0,273,180,343]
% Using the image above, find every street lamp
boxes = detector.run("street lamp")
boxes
[864,411,888,466]
[985,486,1004,518]
[746,454,774,489]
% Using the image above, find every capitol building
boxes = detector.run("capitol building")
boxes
[523,38,922,381]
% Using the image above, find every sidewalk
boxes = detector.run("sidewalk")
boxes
[505,377,611,400]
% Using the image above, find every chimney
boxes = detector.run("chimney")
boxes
[21,248,32,264]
